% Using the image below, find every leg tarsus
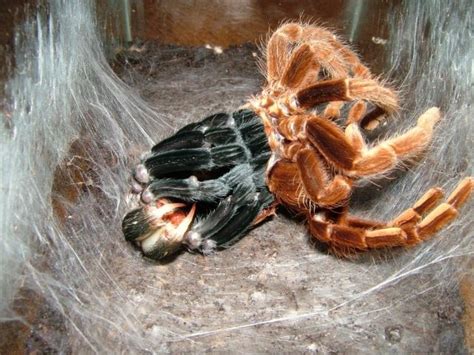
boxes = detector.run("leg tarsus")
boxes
[384,107,440,157]
[417,203,458,238]
[351,107,441,177]
[447,177,474,208]
[395,178,473,242]
[412,187,444,214]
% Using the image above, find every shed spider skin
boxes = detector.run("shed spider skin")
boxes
[122,23,473,259]
[123,110,276,259]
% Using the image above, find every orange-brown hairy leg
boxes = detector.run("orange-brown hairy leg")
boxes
[308,177,473,254]
[346,100,367,125]
[266,23,351,89]
[295,78,398,114]
[308,213,407,252]
[301,25,339,46]
[277,115,307,141]
[351,107,441,176]
[295,147,352,207]
[322,101,345,119]
[344,123,366,154]
[281,141,304,161]
[331,99,387,131]
[344,215,385,229]
[305,40,349,79]
[295,79,347,108]
[300,26,354,79]
[301,25,372,79]
[335,44,372,79]
[266,23,304,83]
[279,44,317,89]
[325,100,383,127]
[305,109,439,177]
[393,177,474,244]
[266,160,305,210]
[305,116,358,171]
[277,35,352,89]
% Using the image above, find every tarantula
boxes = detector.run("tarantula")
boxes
[122,23,473,259]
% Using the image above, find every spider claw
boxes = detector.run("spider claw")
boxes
[184,231,203,250]
[134,163,150,184]
[141,189,154,204]
[200,239,217,255]
[130,180,144,194]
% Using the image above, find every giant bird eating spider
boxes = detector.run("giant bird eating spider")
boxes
[122,23,473,260]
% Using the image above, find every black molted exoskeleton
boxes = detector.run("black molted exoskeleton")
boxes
[123,109,274,259]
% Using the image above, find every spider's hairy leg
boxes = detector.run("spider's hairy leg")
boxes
[277,115,307,141]
[351,107,440,176]
[295,147,352,207]
[393,177,474,244]
[307,177,474,253]
[345,100,367,125]
[279,44,317,89]
[130,112,239,188]
[184,165,273,254]
[184,194,262,255]
[304,108,441,177]
[143,144,248,179]
[136,109,264,184]
[305,116,358,171]
[321,101,344,120]
[278,39,347,89]
[266,23,304,82]
[308,212,407,251]
[266,23,356,89]
[301,25,372,79]
[268,23,365,85]
[295,78,398,114]
[314,99,382,131]
[266,160,304,209]
[344,122,365,153]
[141,176,230,204]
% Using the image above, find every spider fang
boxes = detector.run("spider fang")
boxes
[122,199,196,259]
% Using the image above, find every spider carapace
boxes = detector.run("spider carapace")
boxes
[122,23,473,260]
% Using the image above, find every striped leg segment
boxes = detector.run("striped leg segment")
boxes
[308,178,474,254]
